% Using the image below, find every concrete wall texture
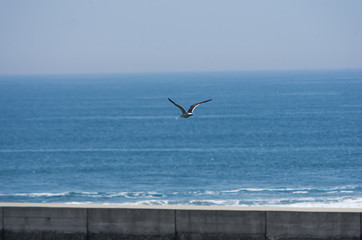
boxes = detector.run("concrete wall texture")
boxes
[0,204,361,240]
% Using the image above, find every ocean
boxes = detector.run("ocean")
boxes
[0,70,361,207]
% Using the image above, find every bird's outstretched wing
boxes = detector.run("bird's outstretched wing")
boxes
[188,99,212,113]
[168,98,187,114]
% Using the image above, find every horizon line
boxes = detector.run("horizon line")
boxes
[1,67,362,77]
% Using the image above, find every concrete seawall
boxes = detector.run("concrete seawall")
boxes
[0,203,361,240]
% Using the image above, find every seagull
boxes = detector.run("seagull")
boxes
[168,98,212,118]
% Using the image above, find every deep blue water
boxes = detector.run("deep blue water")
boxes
[0,70,361,207]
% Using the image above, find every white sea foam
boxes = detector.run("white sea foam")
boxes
[0,192,70,197]
[1,185,360,208]
[204,191,216,195]
[65,201,93,205]
[189,199,240,206]
[280,198,362,208]
[80,192,99,195]
[37,195,362,208]
[191,190,217,195]
[114,196,362,208]
[124,200,170,205]
[104,191,164,198]
[106,192,129,198]
[29,192,70,197]
[1,185,358,198]
[221,187,302,193]
[221,185,358,194]
[324,185,358,191]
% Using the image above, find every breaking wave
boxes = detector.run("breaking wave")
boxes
[1,185,361,208]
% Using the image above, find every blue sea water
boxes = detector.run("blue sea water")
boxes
[0,70,361,207]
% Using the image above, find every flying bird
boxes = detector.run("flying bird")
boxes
[168,98,212,118]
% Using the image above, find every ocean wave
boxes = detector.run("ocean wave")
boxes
[220,185,358,193]
[2,146,361,154]
[1,186,360,208]
[61,196,362,208]
[0,191,165,199]
[24,116,176,121]
[282,92,340,96]
[0,186,358,198]
[279,198,362,208]
[65,201,93,205]
[221,187,307,193]
[189,200,240,206]
[122,200,170,205]
[106,192,165,198]
[0,192,70,197]
[0,148,216,153]
[21,114,257,121]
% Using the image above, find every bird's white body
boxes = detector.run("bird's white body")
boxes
[168,98,212,118]
[180,112,193,118]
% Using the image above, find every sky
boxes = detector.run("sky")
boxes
[0,0,362,75]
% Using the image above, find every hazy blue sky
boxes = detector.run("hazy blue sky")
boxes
[1,0,361,75]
